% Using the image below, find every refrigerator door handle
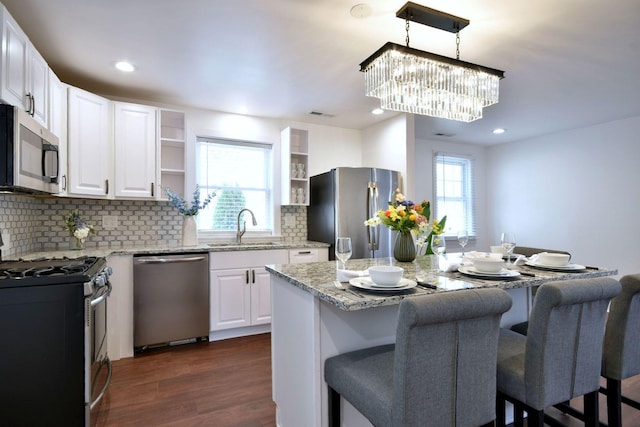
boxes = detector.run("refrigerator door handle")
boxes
[367,182,380,251]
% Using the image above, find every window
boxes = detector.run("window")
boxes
[433,152,476,237]
[195,137,274,235]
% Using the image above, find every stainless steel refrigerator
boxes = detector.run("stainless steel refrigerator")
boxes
[307,167,401,260]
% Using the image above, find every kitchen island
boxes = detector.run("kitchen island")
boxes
[266,257,617,427]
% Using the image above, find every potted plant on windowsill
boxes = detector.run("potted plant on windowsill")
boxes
[166,185,216,246]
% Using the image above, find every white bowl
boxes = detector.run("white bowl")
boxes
[368,266,404,287]
[536,252,570,266]
[472,257,504,273]
[490,245,507,255]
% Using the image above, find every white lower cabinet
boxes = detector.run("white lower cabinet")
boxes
[288,248,328,264]
[209,250,288,336]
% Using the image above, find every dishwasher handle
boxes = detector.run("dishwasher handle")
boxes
[135,256,206,264]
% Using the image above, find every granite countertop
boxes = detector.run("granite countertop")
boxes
[266,256,618,312]
[15,240,330,261]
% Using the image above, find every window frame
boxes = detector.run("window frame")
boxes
[194,136,277,240]
[432,151,476,239]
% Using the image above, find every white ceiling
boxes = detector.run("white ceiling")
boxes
[3,0,640,145]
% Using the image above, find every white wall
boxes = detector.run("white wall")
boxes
[414,137,489,253]
[184,109,364,183]
[362,114,408,189]
[486,115,640,277]
[286,121,363,177]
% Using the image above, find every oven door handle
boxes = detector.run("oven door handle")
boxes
[89,357,112,410]
[91,282,112,307]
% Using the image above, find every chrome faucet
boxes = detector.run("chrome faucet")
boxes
[236,208,257,243]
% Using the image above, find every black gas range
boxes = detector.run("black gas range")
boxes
[0,256,109,292]
[0,256,112,426]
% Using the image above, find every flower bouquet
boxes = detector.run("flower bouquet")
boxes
[63,209,96,250]
[166,185,216,246]
[165,185,216,216]
[365,189,446,261]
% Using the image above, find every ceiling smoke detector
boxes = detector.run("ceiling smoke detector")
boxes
[350,4,373,19]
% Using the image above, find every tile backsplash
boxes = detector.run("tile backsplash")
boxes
[0,194,308,258]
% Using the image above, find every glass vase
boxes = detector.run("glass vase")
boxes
[182,215,198,246]
[69,234,85,250]
[393,231,416,262]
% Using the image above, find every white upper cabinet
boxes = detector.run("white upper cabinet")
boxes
[48,69,68,195]
[158,109,186,200]
[67,86,113,198]
[0,6,48,127]
[113,102,157,199]
[281,127,309,206]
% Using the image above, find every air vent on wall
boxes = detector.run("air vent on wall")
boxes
[309,111,335,118]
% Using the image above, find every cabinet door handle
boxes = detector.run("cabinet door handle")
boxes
[252,270,256,283]
[26,92,32,115]
[297,251,312,255]
[30,94,35,116]
[151,182,154,197]
[246,270,250,284]
[62,174,67,191]
[105,179,109,195]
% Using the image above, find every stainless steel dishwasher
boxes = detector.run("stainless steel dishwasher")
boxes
[133,253,209,351]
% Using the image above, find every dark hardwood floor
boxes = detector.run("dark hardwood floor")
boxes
[93,333,276,427]
[94,332,640,426]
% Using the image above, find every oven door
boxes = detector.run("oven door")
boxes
[86,281,112,425]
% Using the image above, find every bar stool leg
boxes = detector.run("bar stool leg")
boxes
[328,386,341,427]
[606,378,623,427]
[583,390,599,427]
[496,392,506,427]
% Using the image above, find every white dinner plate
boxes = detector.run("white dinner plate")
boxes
[349,277,417,292]
[525,261,586,271]
[458,266,520,279]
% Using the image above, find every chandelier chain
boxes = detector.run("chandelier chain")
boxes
[456,32,460,60]
[405,18,410,47]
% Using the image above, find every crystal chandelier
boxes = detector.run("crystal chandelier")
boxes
[360,2,505,122]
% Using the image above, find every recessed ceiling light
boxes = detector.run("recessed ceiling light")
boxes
[492,128,506,134]
[371,108,384,115]
[115,61,135,72]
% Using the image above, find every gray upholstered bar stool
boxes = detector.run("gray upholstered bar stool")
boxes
[600,273,640,427]
[324,288,513,427]
[496,277,621,427]
[509,246,572,336]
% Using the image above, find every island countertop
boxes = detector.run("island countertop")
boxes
[265,256,618,312]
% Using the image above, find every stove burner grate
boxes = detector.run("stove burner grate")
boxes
[0,257,101,281]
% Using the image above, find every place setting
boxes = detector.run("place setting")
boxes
[334,237,416,295]
[348,266,417,292]
[525,252,587,272]
[458,255,522,280]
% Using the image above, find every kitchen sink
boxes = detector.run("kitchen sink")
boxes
[207,241,284,248]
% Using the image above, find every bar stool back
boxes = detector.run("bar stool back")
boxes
[601,273,640,427]
[324,288,513,427]
[496,277,621,427]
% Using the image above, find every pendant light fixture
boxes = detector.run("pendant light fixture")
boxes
[359,2,505,122]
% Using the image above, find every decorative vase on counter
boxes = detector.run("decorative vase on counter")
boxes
[182,215,198,246]
[393,231,416,262]
[69,234,85,250]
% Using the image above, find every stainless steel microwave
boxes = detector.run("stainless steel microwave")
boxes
[0,104,59,194]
